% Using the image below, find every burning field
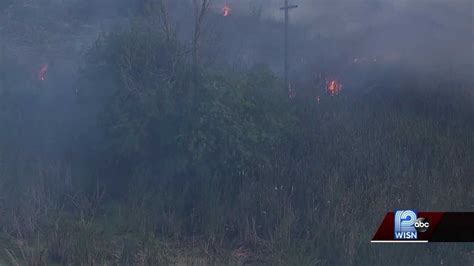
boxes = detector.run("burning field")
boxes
[0,1,472,265]
[222,4,231,17]
[327,79,342,96]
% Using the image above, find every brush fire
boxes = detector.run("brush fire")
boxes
[222,4,231,17]
[327,79,342,96]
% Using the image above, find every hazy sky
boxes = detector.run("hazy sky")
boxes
[211,0,472,69]
[213,0,473,28]
[215,0,472,48]
[2,0,471,81]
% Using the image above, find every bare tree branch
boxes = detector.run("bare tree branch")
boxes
[159,0,171,41]
[192,0,212,65]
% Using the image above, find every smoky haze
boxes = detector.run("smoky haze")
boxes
[0,0,472,170]
[2,0,472,81]
[0,1,473,265]
[212,0,473,80]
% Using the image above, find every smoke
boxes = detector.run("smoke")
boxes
[212,0,473,81]
[2,0,472,88]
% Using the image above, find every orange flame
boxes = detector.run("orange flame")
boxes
[223,4,231,16]
[38,64,48,81]
[327,80,342,96]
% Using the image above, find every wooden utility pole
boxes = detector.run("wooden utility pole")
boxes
[280,0,298,90]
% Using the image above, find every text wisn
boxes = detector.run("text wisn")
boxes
[394,210,430,239]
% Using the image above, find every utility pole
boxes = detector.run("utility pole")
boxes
[280,0,298,91]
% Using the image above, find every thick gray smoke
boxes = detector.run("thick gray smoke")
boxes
[1,0,472,86]
[211,0,472,80]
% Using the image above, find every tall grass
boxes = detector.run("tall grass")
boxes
[0,85,472,265]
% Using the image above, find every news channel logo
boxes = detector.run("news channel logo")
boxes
[394,210,430,239]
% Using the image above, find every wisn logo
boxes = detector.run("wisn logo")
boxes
[394,210,418,239]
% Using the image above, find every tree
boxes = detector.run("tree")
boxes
[192,0,212,65]
[78,25,296,190]
[137,0,173,41]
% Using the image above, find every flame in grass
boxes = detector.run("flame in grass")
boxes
[327,80,342,96]
[223,4,231,17]
[38,64,48,81]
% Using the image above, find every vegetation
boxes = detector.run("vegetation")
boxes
[0,1,473,265]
